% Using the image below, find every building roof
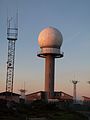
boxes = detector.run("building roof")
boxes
[0,91,20,96]
[82,96,90,100]
[26,91,73,97]
[26,91,45,96]
[60,91,73,97]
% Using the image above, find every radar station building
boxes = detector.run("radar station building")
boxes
[26,91,73,102]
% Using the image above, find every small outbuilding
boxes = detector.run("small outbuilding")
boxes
[0,91,20,103]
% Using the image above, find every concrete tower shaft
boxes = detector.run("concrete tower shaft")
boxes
[37,26,63,99]
[45,55,55,98]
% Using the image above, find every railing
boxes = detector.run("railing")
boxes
[37,48,64,55]
[7,28,18,40]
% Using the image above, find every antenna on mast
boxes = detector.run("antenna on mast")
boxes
[72,80,79,103]
[6,13,18,95]
[19,81,26,102]
[88,81,90,84]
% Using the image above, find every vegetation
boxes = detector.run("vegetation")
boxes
[0,99,89,120]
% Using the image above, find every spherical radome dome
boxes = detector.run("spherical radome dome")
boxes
[38,26,63,48]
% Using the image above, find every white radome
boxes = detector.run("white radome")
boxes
[38,26,63,48]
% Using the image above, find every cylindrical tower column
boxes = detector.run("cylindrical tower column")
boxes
[45,55,55,98]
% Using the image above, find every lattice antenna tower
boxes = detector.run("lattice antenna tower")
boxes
[6,13,18,93]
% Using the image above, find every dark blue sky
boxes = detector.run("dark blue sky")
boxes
[0,0,90,98]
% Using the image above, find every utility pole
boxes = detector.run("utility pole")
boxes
[72,80,79,103]
[88,81,90,85]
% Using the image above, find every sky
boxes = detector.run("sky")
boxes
[0,0,90,99]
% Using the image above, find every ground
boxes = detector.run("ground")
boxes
[0,100,89,120]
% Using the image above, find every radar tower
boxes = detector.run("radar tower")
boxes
[37,27,64,99]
